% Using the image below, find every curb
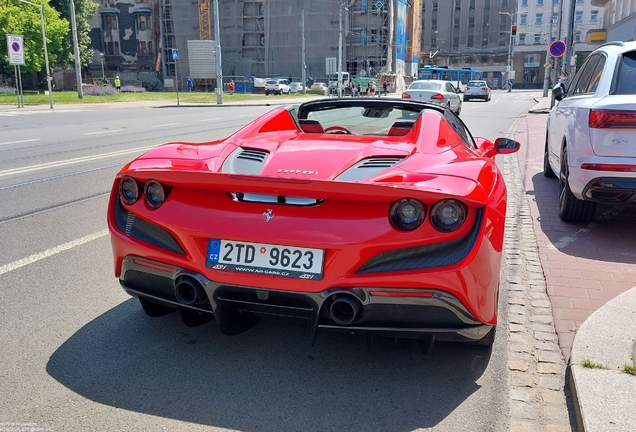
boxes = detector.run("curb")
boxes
[568,287,636,432]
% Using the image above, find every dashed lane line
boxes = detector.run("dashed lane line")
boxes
[0,229,109,276]
[150,123,180,128]
[0,139,41,147]
[84,129,123,135]
[0,145,155,178]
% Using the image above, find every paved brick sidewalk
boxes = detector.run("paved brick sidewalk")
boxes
[513,113,636,361]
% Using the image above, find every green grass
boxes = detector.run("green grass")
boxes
[0,90,320,106]
[623,364,636,375]
[581,359,609,369]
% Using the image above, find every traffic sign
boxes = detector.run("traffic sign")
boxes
[508,80,514,87]
[544,62,551,69]
[6,34,24,66]
[172,49,179,61]
[375,1,383,8]
[549,40,566,58]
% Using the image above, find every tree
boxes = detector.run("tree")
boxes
[48,0,98,68]
[0,0,69,75]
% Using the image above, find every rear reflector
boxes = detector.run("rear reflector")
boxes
[589,109,636,128]
[370,291,435,298]
[401,93,411,99]
[132,259,174,273]
[581,164,636,172]
[430,93,445,100]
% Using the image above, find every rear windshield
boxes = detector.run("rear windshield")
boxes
[468,81,486,86]
[615,51,636,95]
[409,82,442,90]
[266,80,276,85]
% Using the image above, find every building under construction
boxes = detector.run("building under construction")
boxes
[87,0,427,88]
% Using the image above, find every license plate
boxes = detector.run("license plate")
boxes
[206,239,324,280]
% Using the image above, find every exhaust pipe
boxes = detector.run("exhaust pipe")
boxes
[174,276,207,305]
[329,294,362,325]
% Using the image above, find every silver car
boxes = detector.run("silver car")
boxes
[401,80,462,115]
[463,80,491,102]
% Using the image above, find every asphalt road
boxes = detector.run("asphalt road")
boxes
[0,91,540,431]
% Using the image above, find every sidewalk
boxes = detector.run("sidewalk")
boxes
[523,95,636,431]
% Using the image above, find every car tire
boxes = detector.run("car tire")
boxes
[487,95,491,101]
[139,298,176,317]
[456,104,461,115]
[463,96,469,102]
[265,91,269,96]
[543,134,557,178]
[558,146,596,222]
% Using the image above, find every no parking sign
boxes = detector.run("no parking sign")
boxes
[6,34,25,66]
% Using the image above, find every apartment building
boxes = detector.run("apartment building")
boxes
[590,0,636,42]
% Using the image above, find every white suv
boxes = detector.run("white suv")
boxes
[545,41,636,222]
[265,79,291,96]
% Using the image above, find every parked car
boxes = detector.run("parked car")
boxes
[289,82,306,93]
[401,80,463,115]
[463,80,491,101]
[310,82,329,95]
[545,41,636,222]
[107,98,520,348]
[265,79,291,95]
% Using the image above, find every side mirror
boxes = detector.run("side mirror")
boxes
[494,137,521,154]
[552,84,565,101]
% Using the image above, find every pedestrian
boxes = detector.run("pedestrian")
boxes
[187,77,193,92]
[351,80,356,97]
[102,77,108,87]
[382,81,388,96]
[369,81,376,96]
[114,75,121,92]
[356,82,361,96]
[228,79,235,95]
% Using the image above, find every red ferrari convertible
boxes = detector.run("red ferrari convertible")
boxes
[108,98,519,348]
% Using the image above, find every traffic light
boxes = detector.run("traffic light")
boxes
[511,25,517,36]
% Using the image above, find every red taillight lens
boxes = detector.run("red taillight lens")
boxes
[401,93,411,99]
[581,164,636,172]
[430,93,445,100]
[482,87,488,91]
[589,109,636,128]
[465,87,470,91]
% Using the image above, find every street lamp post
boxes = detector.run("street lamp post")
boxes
[16,0,54,109]
[337,1,343,98]
[499,11,516,92]
[100,53,105,79]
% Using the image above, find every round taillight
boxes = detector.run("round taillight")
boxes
[430,200,467,232]
[390,198,426,231]
[119,176,139,205]
[144,180,166,209]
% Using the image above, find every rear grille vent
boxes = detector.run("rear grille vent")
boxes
[358,158,404,169]
[237,149,269,163]
[335,157,405,181]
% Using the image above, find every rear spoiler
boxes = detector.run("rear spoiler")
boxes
[116,169,490,206]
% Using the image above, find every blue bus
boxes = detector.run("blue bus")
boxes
[418,67,484,85]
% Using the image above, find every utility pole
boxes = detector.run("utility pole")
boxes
[563,0,576,80]
[542,13,555,97]
[213,0,223,104]
[70,0,83,99]
[338,1,343,98]
[301,9,306,95]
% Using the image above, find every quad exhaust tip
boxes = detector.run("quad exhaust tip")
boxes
[329,294,362,325]
[174,276,207,305]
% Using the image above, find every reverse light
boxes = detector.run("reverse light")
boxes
[430,200,467,232]
[430,93,445,100]
[589,109,636,128]
[119,176,140,205]
[401,93,411,99]
[144,179,166,209]
[390,198,426,231]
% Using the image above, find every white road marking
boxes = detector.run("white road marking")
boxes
[0,145,155,178]
[238,115,252,118]
[199,118,221,122]
[84,129,123,135]
[0,138,41,146]
[151,123,180,128]
[0,229,109,276]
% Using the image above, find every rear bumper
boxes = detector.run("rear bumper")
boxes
[120,256,494,342]
[582,177,636,205]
